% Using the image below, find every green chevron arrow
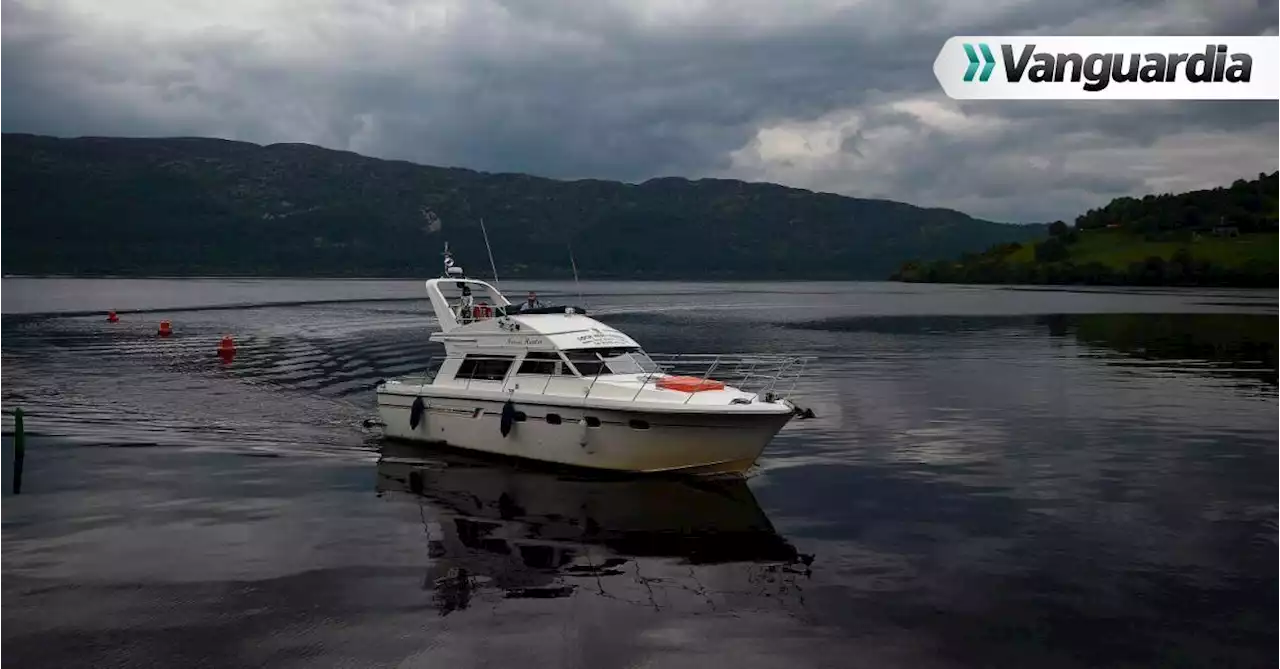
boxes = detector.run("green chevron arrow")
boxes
[963,43,980,81]
[978,43,995,81]
[963,43,997,82]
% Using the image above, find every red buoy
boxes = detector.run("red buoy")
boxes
[217,335,236,363]
[107,310,119,323]
[158,320,173,337]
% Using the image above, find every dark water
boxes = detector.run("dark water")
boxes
[2,279,1276,668]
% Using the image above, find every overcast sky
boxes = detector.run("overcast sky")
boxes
[3,0,1277,223]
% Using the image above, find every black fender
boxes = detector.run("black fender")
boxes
[409,397,426,429]
[500,400,516,437]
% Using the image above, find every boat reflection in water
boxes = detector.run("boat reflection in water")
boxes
[376,441,814,616]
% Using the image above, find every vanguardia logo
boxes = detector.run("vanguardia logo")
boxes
[988,43,1252,91]
[934,36,1279,100]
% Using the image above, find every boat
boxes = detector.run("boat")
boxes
[374,245,811,475]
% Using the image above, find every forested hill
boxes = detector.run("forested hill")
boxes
[1073,171,1278,234]
[893,171,1278,287]
[1,133,1043,279]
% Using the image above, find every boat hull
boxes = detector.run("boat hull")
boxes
[376,393,792,475]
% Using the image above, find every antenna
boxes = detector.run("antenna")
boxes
[568,242,583,306]
[478,217,501,291]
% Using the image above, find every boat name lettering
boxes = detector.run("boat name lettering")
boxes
[576,332,628,346]
[507,336,545,346]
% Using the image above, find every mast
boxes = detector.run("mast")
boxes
[443,242,464,278]
[568,242,583,306]
[479,217,501,291]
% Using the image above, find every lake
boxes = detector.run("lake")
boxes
[2,278,1276,668]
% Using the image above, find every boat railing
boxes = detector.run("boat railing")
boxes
[412,352,813,403]
[641,354,812,403]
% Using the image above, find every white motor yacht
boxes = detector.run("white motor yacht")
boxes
[375,247,810,475]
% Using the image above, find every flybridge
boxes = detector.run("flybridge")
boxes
[1001,43,1253,92]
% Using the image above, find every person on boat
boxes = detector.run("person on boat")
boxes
[457,284,475,323]
[518,291,545,312]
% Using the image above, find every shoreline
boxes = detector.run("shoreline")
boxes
[890,278,1279,290]
[2,274,895,283]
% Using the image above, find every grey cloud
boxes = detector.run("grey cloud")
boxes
[2,0,1276,222]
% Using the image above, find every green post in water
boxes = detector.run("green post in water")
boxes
[13,407,25,494]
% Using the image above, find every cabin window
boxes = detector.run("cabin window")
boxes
[455,355,515,382]
[584,416,601,428]
[513,411,527,422]
[565,351,606,378]
[564,347,657,377]
[600,348,658,374]
[517,351,563,376]
[545,413,562,425]
[628,419,650,430]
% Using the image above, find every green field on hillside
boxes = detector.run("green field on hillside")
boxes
[893,171,1277,287]
[1006,230,1277,268]
[893,228,1276,287]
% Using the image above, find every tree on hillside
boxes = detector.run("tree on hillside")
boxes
[1048,220,1069,237]
[1035,237,1069,263]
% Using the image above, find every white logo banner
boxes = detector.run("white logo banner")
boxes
[934,36,1280,100]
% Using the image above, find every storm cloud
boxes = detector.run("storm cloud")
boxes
[3,0,1276,222]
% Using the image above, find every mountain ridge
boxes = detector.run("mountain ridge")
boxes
[1,133,1044,279]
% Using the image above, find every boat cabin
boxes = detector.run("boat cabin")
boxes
[422,276,664,393]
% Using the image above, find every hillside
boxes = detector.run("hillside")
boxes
[892,171,1278,287]
[1,133,1043,279]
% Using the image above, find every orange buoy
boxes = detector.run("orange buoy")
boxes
[107,310,119,323]
[158,320,173,337]
[217,335,236,363]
